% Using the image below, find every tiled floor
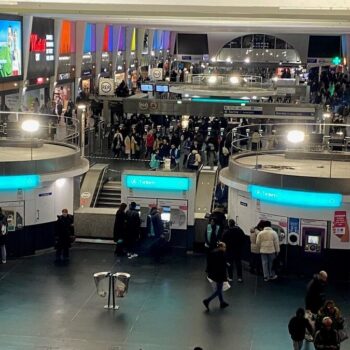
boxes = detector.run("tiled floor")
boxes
[0,243,349,350]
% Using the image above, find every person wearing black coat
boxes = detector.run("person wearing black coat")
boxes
[113,203,127,256]
[0,208,8,264]
[203,242,229,311]
[147,207,167,259]
[288,308,313,350]
[55,209,74,262]
[125,202,141,258]
[314,317,340,350]
[222,219,245,282]
[305,271,328,314]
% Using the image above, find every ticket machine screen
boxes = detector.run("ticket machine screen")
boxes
[161,207,171,222]
[307,235,320,244]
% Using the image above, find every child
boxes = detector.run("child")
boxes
[288,308,314,350]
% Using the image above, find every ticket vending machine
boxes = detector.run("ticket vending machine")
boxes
[302,227,325,254]
[161,206,172,242]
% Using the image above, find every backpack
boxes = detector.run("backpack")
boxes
[187,153,196,167]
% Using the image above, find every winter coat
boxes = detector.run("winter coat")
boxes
[113,210,126,242]
[314,327,340,350]
[0,213,8,246]
[125,209,141,241]
[124,135,131,155]
[206,249,228,283]
[256,227,280,254]
[205,224,221,250]
[222,225,245,257]
[305,275,327,314]
[55,214,74,249]
[288,316,313,341]
[250,228,260,254]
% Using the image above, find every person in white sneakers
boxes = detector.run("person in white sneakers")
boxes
[256,221,280,281]
[0,208,8,264]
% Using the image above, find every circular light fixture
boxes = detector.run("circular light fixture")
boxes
[287,130,305,143]
[21,120,40,133]
[229,76,240,84]
[208,76,218,84]
[323,112,331,119]
[244,57,250,63]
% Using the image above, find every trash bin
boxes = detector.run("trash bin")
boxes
[113,272,131,297]
[93,272,111,297]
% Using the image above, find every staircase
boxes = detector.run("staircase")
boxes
[95,181,122,208]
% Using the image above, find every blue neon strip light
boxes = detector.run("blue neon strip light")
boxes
[0,175,40,190]
[248,185,342,208]
[125,175,189,191]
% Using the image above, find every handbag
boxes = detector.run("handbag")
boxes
[207,277,231,292]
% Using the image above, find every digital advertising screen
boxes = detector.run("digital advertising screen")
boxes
[156,85,169,93]
[141,84,153,92]
[0,15,23,81]
[27,17,54,79]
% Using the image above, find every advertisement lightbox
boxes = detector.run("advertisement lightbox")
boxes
[0,15,23,81]
[27,17,55,79]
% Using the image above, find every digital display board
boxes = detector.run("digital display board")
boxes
[27,17,54,79]
[141,84,153,92]
[156,85,169,93]
[0,175,40,190]
[0,15,22,81]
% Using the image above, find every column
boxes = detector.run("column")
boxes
[74,21,86,99]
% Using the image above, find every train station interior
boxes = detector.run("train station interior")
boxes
[1,1,350,349]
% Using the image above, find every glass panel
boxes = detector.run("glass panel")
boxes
[276,38,286,49]
[242,35,253,48]
[253,34,265,49]
[265,35,275,49]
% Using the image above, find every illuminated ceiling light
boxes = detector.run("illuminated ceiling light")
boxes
[184,94,190,97]
[226,57,232,63]
[323,112,331,119]
[208,75,218,84]
[229,76,240,84]
[244,57,250,63]
[210,57,216,63]
[252,95,257,99]
[21,120,39,133]
[56,178,66,188]
[287,130,305,143]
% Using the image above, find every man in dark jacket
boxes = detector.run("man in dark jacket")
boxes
[203,242,229,311]
[222,219,245,282]
[288,308,314,350]
[0,208,8,264]
[314,317,340,350]
[113,203,127,256]
[147,207,167,259]
[210,206,227,235]
[305,271,328,314]
[55,209,74,262]
[125,202,141,259]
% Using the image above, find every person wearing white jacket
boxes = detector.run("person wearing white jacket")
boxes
[256,221,280,281]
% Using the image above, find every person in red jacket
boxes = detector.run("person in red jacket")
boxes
[145,130,155,159]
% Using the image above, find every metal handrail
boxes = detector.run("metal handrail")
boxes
[92,166,109,208]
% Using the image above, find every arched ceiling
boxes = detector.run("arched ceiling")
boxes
[2,0,350,33]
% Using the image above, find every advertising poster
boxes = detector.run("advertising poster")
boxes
[288,217,300,234]
[331,211,350,250]
[157,199,188,230]
[27,17,54,79]
[0,17,22,80]
[0,201,24,231]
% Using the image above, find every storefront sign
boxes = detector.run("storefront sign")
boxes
[99,78,114,96]
[58,72,70,80]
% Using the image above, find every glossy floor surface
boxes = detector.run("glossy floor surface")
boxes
[0,243,350,350]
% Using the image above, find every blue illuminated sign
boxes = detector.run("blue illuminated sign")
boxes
[248,185,342,208]
[125,175,189,191]
[0,175,40,190]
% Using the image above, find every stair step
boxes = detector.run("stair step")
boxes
[97,201,120,207]
[103,186,122,191]
[99,192,121,197]
[98,197,120,202]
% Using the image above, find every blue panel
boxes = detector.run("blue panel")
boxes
[0,175,40,190]
[125,175,189,191]
[248,185,342,208]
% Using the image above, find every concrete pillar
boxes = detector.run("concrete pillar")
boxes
[52,19,62,98]
[95,23,105,88]
[112,25,121,74]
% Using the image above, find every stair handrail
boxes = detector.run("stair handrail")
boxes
[93,166,109,208]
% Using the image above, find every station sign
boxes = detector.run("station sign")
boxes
[224,105,263,117]
[125,175,190,191]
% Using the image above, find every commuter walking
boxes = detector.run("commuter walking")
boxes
[314,317,340,350]
[203,242,229,311]
[305,271,328,314]
[113,203,127,256]
[249,220,265,275]
[288,308,314,350]
[147,207,167,259]
[256,221,280,281]
[222,219,245,283]
[125,202,141,259]
[0,208,8,264]
[55,209,74,262]
[315,300,344,332]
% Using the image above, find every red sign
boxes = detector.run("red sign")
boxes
[332,211,349,242]
[30,34,47,52]
[36,77,44,84]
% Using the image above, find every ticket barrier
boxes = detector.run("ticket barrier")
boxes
[93,272,131,310]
